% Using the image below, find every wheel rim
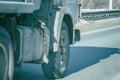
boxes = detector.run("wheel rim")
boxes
[0,47,8,80]
[56,28,69,74]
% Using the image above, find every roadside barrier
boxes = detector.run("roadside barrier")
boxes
[81,9,120,21]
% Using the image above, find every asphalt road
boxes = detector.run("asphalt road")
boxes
[13,47,119,80]
[13,19,120,80]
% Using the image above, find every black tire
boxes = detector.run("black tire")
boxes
[42,21,70,79]
[0,27,14,80]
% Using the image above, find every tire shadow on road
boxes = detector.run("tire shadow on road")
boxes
[66,46,119,76]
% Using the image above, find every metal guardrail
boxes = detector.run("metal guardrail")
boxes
[81,9,120,21]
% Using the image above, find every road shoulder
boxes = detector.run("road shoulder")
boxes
[75,17,120,32]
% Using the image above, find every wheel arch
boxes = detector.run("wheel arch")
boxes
[63,14,73,44]
[53,7,74,52]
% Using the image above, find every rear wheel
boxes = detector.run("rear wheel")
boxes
[0,27,14,80]
[0,47,8,80]
[42,21,70,79]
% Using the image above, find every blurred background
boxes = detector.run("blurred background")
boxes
[82,0,120,9]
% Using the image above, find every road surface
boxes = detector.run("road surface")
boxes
[13,18,120,80]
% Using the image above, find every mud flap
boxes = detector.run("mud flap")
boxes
[42,27,50,64]
[75,29,80,42]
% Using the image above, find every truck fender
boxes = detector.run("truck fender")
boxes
[53,7,64,52]
[0,27,14,80]
[53,7,73,52]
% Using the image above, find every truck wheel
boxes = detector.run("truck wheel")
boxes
[0,27,14,80]
[42,21,70,79]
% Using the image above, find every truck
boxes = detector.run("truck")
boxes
[0,0,80,80]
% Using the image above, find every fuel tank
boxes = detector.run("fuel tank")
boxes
[17,26,43,62]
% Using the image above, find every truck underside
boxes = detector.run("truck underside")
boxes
[0,0,49,64]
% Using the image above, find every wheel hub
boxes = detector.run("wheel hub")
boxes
[56,30,68,73]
